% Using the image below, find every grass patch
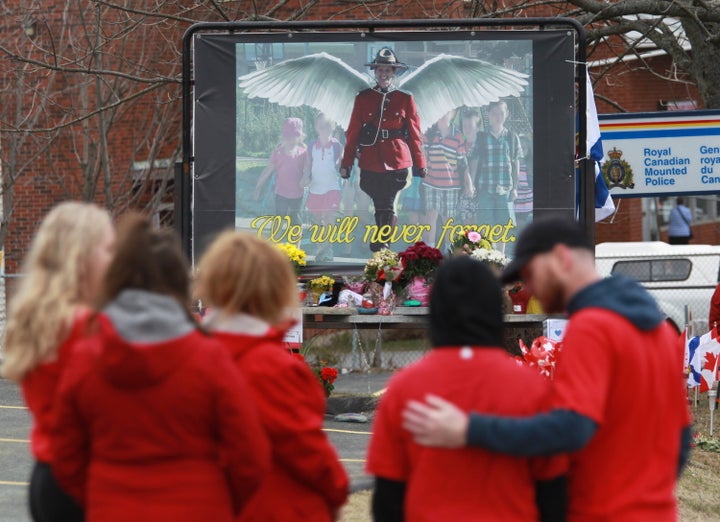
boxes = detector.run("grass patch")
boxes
[339,490,371,522]
[236,157,267,171]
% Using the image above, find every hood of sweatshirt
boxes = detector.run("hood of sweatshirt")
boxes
[567,274,665,331]
[203,310,292,357]
[98,289,198,389]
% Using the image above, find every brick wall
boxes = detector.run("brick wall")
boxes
[0,1,706,273]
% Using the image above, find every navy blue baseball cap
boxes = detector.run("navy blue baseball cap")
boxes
[500,217,594,284]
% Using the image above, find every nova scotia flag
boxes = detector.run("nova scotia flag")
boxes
[586,73,615,221]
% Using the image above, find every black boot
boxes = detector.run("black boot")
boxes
[369,210,395,252]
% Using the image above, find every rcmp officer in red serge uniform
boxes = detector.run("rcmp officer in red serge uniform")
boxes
[340,47,427,252]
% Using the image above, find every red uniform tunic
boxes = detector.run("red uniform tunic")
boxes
[212,323,349,522]
[552,310,690,522]
[52,313,270,522]
[367,347,566,522]
[342,87,426,172]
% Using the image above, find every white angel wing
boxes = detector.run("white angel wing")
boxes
[238,52,371,130]
[398,54,529,133]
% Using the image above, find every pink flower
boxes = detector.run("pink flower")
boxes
[467,231,482,243]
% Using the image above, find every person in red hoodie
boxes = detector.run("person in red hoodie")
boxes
[1,202,115,522]
[197,231,349,522]
[51,214,271,522]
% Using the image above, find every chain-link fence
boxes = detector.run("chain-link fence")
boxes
[301,326,431,372]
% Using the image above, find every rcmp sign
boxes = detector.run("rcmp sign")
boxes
[598,110,720,197]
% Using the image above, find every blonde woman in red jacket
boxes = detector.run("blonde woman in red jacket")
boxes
[51,214,271,522]
[197,231,349,522]
[1,202,114,522]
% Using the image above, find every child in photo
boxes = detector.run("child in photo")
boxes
[302,113,343,262]
[254,117,308,225]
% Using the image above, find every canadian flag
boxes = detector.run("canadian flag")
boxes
[687,327,720,392]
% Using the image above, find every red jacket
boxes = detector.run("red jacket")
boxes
[22,309,90,464]
[52,294,270,522]
[342,86,426,172]
[710,283,720,328]
[211,316,348,522]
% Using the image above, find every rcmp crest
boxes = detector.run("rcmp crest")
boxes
[603,147,635,189]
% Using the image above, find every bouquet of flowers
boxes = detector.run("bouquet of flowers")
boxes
[309,275,335,293]
[364,248,403,314]
[398,241,443,285]
[363,248,403,285]
[275,242,307,275]
[317,366,339,397]
[449,229,492,255]
[470,247,510,269]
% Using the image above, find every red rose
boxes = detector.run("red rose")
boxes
[321,367,338,383]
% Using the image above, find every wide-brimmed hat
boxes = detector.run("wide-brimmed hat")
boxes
[365,47,408,70]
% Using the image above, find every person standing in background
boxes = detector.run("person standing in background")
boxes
[197,231,349,521]
[368,256,567,522]
[1,202,114,522]
[52,214,270,522]
[667,197,693,244]
[403,217,691,522]
[708,282,720,329]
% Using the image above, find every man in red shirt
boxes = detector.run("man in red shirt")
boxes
[367,255,566,521]
[402,217,692,522]
[340,47,426,252]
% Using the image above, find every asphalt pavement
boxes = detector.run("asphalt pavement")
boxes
[0,371,391,520]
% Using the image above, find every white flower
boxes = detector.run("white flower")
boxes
[470,247,510,267]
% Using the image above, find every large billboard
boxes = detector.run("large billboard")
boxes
[188,20,581,269]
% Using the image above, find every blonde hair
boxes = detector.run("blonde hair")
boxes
[1,202,113,381]
[197,231,298,325]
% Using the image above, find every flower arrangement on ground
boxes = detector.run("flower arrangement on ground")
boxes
[275,242,307,275]
[398,241,443,285]
[288,350,339,397]
[449,229,492,255]
[317,366,339,397]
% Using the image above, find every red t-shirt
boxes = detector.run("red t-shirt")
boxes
[367,347,566,522]
[552,309,691,522]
